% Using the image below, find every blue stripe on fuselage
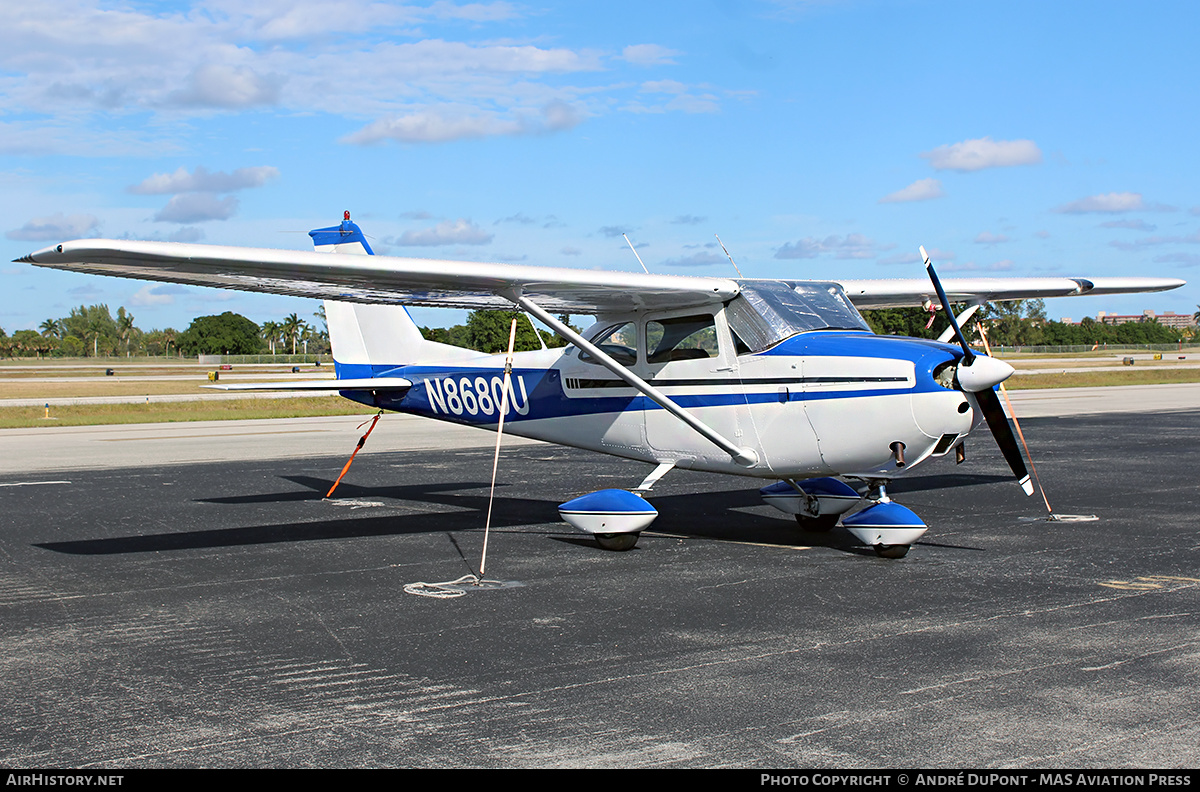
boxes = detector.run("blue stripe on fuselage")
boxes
[330,331,962,426]
[760,330,962,362]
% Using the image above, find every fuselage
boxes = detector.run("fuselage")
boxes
[334,329,981,481]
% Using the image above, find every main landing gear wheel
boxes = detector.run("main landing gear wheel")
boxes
[595,533,640,551]
[873,544,910,559]
[795,514,839,532]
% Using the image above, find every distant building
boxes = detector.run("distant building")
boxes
[1096,310,1195,329]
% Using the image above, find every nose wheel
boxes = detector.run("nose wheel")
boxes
[595,532,640,551]
[795,513,839,532]
[843,482,926,559]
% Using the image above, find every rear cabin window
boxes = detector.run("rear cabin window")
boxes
[646,314,718,364]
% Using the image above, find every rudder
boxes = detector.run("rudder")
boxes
[310,212,477,368]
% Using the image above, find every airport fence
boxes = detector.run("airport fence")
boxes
[198,354,334,365]
[990,343,1199,355]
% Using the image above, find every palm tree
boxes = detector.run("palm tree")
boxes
[261,321,281,355]
[280,313,304,355]
[116,307,135,357]
[39,318,62,339]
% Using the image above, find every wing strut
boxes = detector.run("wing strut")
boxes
[514,295,759,468]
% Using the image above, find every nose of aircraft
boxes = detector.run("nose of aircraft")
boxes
[955,355,1015,392]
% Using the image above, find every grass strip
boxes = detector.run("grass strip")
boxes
[1,396,368,429]
[1006,369,1200,390]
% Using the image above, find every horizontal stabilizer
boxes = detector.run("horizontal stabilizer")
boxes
[203,377,413,392]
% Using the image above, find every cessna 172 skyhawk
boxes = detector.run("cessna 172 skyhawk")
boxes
[22,214,1184,558]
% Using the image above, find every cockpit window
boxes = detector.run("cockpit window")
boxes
[578,322,637,366]
[646,314,718,364]
[725,281,870,353]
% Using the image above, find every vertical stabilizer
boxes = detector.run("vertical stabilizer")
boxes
[311,212,478,369]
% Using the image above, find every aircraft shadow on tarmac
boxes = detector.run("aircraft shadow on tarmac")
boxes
[35,472,1000,557]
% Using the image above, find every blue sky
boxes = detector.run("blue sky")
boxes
[2,0,1197,333]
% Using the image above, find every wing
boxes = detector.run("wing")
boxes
[836,276,1185,309]
[21,239,1183,314]
[22,239,738,314]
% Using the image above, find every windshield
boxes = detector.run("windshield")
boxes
[725,280,870,352]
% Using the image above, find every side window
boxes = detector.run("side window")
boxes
[646,314,718,364]
[578,322,637,366]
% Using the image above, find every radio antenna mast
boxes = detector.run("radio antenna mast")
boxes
[622,233,650,274]
[714,234,744,277]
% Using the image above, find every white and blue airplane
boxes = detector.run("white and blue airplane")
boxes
[22,213,1185,558]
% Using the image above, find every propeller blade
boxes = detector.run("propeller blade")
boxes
[975,387,1034,495]
[921,245,975,363]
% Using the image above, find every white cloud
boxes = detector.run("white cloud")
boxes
[129,283,187,306]
[660,251,726,268]
[168,64,283,109]
[184,0,422,40]
[621,44,681,66]
[1055,192,1175,214]
[129,166,279,195]
[0,5,603,150]
[670,215,707,225]
[664,93,720,114]
[1100,219,1157,232]
[774,238,822,259]
[342,101,582,145]
[429,1,520,23]
[6,213,100,241]
[974,231,1009,246]
[344,111,516,144]
[168,227,206,243]
[630,80,720,114]
[775,233,886,260]
[1109,231,1200,251]
[1153,253,1200,267]
[942,259,1014,273]
[879,178,944,203]
[397,218,492,246]
[560,246,581,256]
[879,248,955,266]
[153,193,239,223]
[495,212,536,225]
[641,80,688,94]
[920,137,1042,172]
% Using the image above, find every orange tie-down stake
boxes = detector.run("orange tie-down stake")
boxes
[326,411,383,498]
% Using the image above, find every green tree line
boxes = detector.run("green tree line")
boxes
[861,301,1194,347]
[2,302,1192,359]
[420,310,574,353]
[0,304,332,358]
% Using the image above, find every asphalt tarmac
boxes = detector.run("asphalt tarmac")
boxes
[1,410,1198,768]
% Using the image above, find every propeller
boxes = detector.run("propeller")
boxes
[921,246,1033,496]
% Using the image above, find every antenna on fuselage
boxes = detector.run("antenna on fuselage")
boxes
[714,234,744,277]
[622,233,650,274]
